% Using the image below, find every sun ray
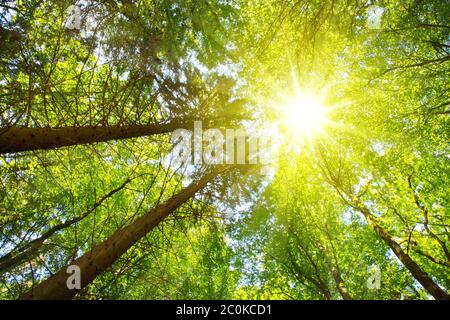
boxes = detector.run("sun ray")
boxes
[277,88,329,140]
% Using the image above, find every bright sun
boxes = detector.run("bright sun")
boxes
[280,91,328,138]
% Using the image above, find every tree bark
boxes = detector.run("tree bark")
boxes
[356,202,450,300]
[331,268,352,300]
[0,123,189,154]
[288,251,332,300]
[20,169,221,300]
[322,224,352,300]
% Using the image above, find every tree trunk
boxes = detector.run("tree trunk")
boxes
[314,278,332,300]
[20,169,221,300]
[356,203,450,300]
[0,123,188,154]
[288,252,332,300]
[331,268,352,300]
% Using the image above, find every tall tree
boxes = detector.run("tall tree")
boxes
[21,168,224,299]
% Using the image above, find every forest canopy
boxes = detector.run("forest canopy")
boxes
[0,0,449,300]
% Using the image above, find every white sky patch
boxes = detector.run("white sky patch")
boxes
[342,208,353,225]
[186,50,209,76]
[367,5,384,29]
[354,170,373,194]
[214,61,240,78]
[371,142,386,156]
